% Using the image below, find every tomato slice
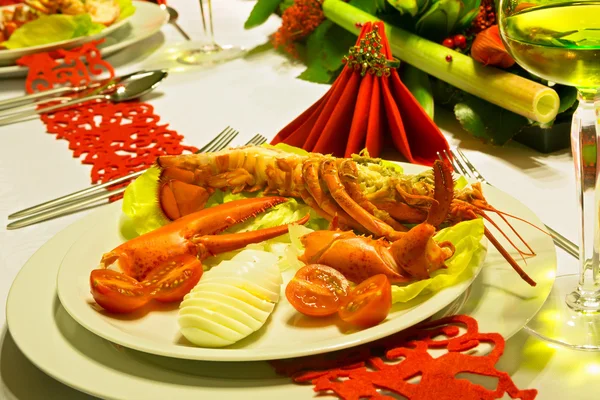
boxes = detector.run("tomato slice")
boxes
[142,255,203,302]
[338,274,392,328]
[90,269,150,314]
[285,264,350,317]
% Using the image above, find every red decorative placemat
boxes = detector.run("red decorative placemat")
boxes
[272,315,537,400]
[17,40,197,190]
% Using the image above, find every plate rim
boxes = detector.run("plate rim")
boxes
[54,164,486,361]
[5,162,558,399]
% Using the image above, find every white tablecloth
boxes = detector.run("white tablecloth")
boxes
[0,1,598,398]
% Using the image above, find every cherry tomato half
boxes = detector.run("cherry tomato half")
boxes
[90,269,150,314]
[142,255,203,302]
[285,264,350,317]
[339,274,392,328]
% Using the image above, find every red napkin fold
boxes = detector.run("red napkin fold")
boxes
[271,21,450,166]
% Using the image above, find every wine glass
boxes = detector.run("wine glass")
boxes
[176,0,245,65]
[498,0,600,349]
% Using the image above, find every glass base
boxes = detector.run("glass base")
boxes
[525,274,600,351]
[176,44,245,66]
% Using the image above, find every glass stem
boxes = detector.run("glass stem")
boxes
[567,90,600,312]
[199,0,219,49]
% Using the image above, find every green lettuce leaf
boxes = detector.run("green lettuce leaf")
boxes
[117,0,136,21]
[391,218,486,303]
[121,166,169,237]
[2,14,105,49]
[262,143,310,156]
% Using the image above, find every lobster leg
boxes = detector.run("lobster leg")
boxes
[337,159,409,232]
[369,200,428,223]
[389,223,455,280]
[302,158,364,231]
[195,214,310,257]
[320,158,406,241]
[426,160,454,227]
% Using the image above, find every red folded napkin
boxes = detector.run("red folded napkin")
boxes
[271,21,450,166]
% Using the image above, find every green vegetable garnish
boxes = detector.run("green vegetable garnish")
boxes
[2,14,104,49]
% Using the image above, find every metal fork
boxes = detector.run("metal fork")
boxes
[7,129,266,230]
[438,148,579,259]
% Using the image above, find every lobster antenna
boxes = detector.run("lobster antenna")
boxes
[484,228,537,287]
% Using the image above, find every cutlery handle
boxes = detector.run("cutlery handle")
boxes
[6,187,126,230]
[172,22,192,41]
[0,96,74,118]
[9,170,145,219]
[545,225,579,259]
[0,86,75,111]
[0,94,106,126]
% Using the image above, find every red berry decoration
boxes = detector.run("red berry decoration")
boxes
[453,34,467,49]
[442,38,455,48]
[445,55,453,62]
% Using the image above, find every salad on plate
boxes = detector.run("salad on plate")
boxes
[0,0,135,50]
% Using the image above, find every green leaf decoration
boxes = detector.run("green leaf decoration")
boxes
[298,60,335,83]
[279,0,294,12]
[351,0,384,14]
[244,0,283,29]
[454,95,528,145]
[298,20,356,83]
[415,0,462,42]
[456,6,480,30]
[555,85,578,114]
[387,0,420,16]
[401,64,435,118]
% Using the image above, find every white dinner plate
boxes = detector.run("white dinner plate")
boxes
[0,1,168,77]
[0,3,133,66]
[6,163,557,399]
[56,190,486,362]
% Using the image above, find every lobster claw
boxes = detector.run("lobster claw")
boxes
[299,230,413,284]
[101,197,308,281]
[389,223,455,280]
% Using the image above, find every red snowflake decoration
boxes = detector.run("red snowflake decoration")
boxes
[272,315,537,400]
[17,40,198,196]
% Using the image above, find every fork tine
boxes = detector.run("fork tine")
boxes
[447,149,472,178]
[197,126,231,153]
[455,148,488,184]
[246,134,262,145]
[206,128,238,153]
[439,149,463,176]
[253,135,267,145]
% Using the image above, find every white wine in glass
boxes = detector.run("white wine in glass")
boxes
[177,0,245,65]
[499,0,600,349]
